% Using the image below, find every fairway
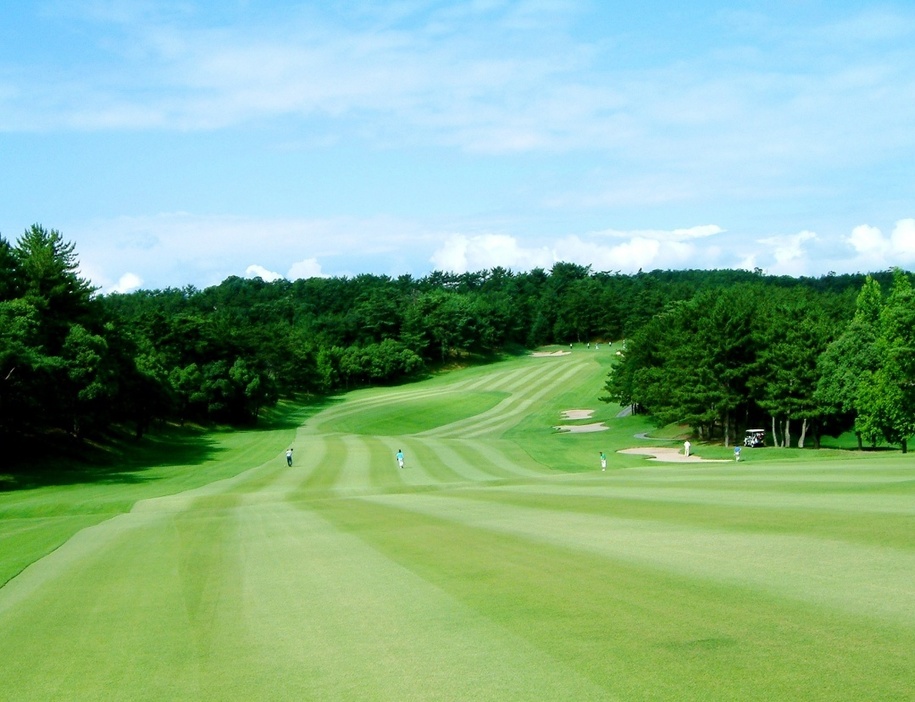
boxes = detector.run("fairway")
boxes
[1,350,914,700]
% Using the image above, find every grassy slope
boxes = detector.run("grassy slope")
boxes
[0,349,914,700]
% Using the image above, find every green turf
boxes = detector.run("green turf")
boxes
[1,349,914,700]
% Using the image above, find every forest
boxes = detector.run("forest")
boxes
[603,271,915,452]
[1,224,912,467]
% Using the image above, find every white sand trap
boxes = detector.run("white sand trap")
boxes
[531,350,572,357]
[618,447,730,463]
[561,409,594,420]
[554,422,608,433]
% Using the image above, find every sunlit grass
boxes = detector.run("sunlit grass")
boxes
[1,350,914,700]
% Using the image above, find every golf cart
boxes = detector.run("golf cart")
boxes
[744,429,765,448]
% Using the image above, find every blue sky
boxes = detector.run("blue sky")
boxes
[2,1,914,292]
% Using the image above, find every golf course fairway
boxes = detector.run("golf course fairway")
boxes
[1,349,914,700]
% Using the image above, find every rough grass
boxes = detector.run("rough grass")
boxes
[1,349,914,700]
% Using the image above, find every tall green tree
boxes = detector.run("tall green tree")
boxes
[751,289,836,448]
[0,235,21,301]
[856,270,915,452]
[603,286,758,445]
[15,224,96,353]
[2,226,103,439]
[815,276,884,448]
[60,324,118,437]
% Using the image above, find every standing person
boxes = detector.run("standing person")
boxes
[734,446,741,462]
[684,440,691,457]
[600,451,607,471]
[396,449,405,469]
[286,448,294,466]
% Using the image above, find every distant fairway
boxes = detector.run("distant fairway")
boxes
[1,350,914,700]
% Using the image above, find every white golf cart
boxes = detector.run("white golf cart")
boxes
[743,429,765,448]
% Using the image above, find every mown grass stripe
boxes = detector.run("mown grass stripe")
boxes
[412,439,501,483]
[307,372,499,429]
[460,361,599,439]
[483,477,915,516]
[458,362,533,392]
[427,439,524,482]
[358,435,406,489]
[231,500,609,701]
[415,358,578,436]
[4,350,914,701]
[313,495,915,701]
[468,440,550,477]
[291,435,347,495]
[420,358,588,439]
[450,484,915,551]
[359,491,915,625]
[369,436,455,486]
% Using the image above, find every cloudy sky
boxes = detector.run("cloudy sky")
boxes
[2,1,914,293]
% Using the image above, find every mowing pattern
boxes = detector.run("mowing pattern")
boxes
[1,353,914,700]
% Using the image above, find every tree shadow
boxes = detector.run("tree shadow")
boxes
[254,395,342,430]
[0,396,342,491]
[1,426,223,490]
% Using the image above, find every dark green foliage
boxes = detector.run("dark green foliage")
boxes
[4,222,905,468]
[608,269,915,450]
[603,286,762,445]
[853,270,915,452]
[0,226,108,444]
[815,277,884,446]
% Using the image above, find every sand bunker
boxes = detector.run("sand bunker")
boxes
[531,350,572,357]
[554,422,608,433]
[561,409,594,420]
[554,409,605,431]
[618,447,729,463]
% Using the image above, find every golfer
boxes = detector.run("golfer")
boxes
[396,449,405,469]
[600,451,607,471]
[734,446,741,462]
[684,440,691,457]
[286,448,294,466]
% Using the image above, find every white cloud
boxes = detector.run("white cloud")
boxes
[429,228,719,275]
[245,264,283,282]
[69,209,915,293]
[560,235,662,271]
[429,233,554,272]
[71,212,424,290]
[287,257,328,280]
[736,254,757,271]
[106,272,143,294]
[891,218,915,256]
[756,230,818,275]
[846,224,886,255]
[842,219,915,271]
[9,1,910,167]
[591,225,725,243]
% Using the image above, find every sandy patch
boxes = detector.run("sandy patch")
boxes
[554,422,608,433]
[531,350,572,357]
[618,447,729,463]
[561,409,594,420]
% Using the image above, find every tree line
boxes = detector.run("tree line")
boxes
[603,270,915,451]
[1,224,904,464]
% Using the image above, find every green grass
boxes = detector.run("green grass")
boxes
[1,349,914,700]
[316,390,511,435]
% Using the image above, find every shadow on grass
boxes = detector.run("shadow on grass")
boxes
[0,395,341,492]
[1,426,223,491]
[422,346,532,377]
[255,395,340,430]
